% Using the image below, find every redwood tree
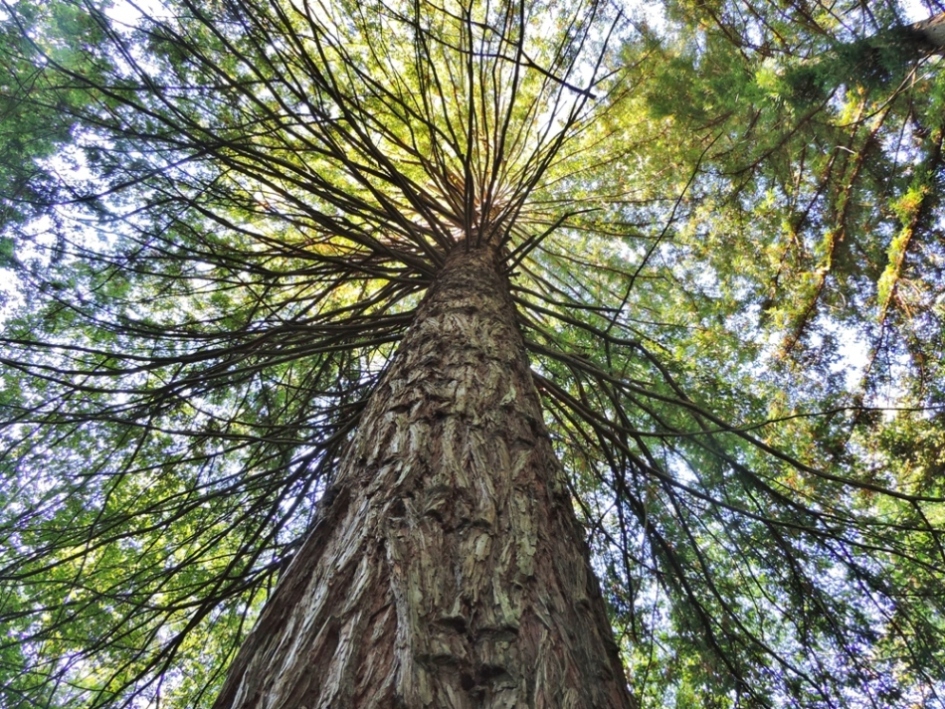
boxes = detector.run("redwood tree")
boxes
[213,244,632,707]
[2,0,945,707]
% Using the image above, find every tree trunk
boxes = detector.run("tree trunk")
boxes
[211,241,634,708]
[910,12,945,52]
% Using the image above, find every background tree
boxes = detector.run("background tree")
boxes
[1,0,944,707]
[613,1,945,702]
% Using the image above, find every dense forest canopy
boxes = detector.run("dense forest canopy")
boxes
[1,0,945,706]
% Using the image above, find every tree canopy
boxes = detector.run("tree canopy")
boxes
[1,0,944,706]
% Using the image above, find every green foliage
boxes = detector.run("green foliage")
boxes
[0,0,114,226]
[2,0,945,707]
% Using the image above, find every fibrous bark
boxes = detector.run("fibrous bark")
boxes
[212,242,633,708]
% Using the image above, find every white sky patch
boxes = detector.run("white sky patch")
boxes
[899,0,936,22]
[619,0,667,33]
[103,0,172,27]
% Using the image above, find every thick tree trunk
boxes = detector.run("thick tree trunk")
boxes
[212,242,634,708]
[909,12,945,52]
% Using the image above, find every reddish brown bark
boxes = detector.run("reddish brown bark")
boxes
[212,242,634,708]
